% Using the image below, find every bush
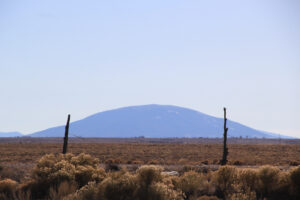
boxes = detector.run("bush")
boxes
[48,181,77,200]
[70,153,99,167]
[201,161,209,165]
[290,166,300,198]
[4,152,300,200]
[29,153,105,199]
[174,171,206,199]
[275,171,292,199]
[135,165,163,200]
[32,154,75,185]
[255,165,280,199]
[232,161,242,166]
[214,166,237,199]
[96,166,183,200]
[0,179,18,199]
[98,171,136,200]
[144,182,183,200]
[136,165,163,186]
[91,168,106,183]
[64,181,98,200]
[135,165,183,200]
[75,165,97,187]
[238,169,257,193]
[289,161,299,166]
[105,163,120,172]
[32,153,103,185]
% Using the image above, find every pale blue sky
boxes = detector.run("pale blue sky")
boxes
[0,0,299,137]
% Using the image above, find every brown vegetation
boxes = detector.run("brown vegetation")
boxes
[0,153,300,200]
[0,140,299,166]
[0,138,299,199]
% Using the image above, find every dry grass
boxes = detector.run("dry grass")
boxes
[0,153,299,200]
[0,137,298,199]
[0,142,299,166]
[1,138,299,187]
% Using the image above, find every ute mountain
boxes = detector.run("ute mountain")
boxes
[29,104,282,138]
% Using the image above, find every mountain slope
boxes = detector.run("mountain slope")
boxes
[0,132,23,137]
[29,104,283,138]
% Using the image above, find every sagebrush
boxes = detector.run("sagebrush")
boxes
[0,153,300,200]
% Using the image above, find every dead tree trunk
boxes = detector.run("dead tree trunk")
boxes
[62,114,70,154]
[221,108,228,165]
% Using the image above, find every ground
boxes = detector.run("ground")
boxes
[0,138,299,182]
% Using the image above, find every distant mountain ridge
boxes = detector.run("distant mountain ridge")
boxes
[0,131,23,137]
[29,104,286,138]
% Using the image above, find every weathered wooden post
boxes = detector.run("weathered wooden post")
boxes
[62,114,70,154]
[221,107,228,165]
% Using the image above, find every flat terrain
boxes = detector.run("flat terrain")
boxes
[0,137,299,181]
[1,137,299,165]
[1,137,299,199]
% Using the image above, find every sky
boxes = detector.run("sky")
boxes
[0,0,299,137]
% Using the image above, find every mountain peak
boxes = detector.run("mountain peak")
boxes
[29,105,285,138]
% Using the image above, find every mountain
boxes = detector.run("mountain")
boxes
[0,131,23,137]
[29,104,285,138]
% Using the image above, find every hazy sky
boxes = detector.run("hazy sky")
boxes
[0,0,299,137]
